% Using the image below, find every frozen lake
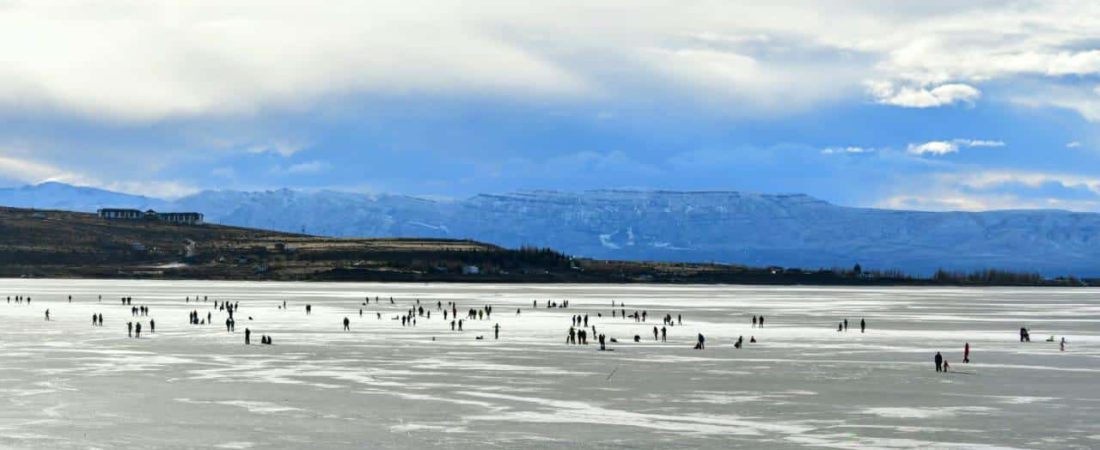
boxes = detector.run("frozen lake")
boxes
[0,280,1097,449]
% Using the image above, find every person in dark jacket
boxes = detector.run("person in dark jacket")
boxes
[934,352,943,372]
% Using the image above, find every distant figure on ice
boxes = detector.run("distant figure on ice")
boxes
[843,318,848,331]
[963,343,970,363]
[1019,327,1030,342]
[44,309,49,321]
[752,316,757,328]
[1061,337,1067,352]
[343,317,350,331]
[306,304,312,315]
[135,322,142,338]
[127,322,133,338]
[934,352,943,372]
[494,323,500,340]
[694,333,705,350]
[860,318,866,333]
[245,328,251,345]
[757,316,763,327]
[150,319,155,334]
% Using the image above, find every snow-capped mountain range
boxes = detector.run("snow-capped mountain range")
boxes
[4,182,1099,275]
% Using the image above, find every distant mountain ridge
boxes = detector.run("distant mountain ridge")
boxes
[3,182,1099,275]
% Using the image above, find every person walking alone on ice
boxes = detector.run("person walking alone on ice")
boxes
[860,318,866,333]
[494,323,500,340]
[245,328,251,345]
[343,317,350,331]
[964,343,970,363]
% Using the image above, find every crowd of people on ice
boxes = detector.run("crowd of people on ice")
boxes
[3,292,1074,372]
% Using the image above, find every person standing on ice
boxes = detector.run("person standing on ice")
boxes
[343,317,350,331]
[963,343,970,363]
[860,318,866,333]
[934,352,943,372]
[150,319,155,334]
[696,333,705,350]
[135,322,142,338]
[494,323,500,340]
[1060,337,1066,352]
[245,328,251,345]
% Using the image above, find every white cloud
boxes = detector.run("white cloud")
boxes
[869,82,980,108]
[1067,141,1082,148]
[0,151,197,198]
[0,154,88,185]
[879,170,1100,212]
[247,140,309,157]
[821,146,873,155]
[907,141,958,156]
[958,139,1006,148]
[907,139,1005,156]
[0,2,1096,121]
[0,1,588,123]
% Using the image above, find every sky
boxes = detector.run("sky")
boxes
[1,1,1100,211]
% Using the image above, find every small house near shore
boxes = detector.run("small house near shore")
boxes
[97,208,204,225]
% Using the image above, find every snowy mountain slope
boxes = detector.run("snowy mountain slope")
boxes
[0,182,164,212]
[3,183,1098,275]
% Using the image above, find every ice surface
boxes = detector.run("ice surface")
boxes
[0,279,1097,449]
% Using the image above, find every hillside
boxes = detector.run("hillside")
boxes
[0,207,525,281]
[0,206,1091,286]
[3,183,1100,276]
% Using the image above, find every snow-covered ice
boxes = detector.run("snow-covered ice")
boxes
[0,280,1097,449]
